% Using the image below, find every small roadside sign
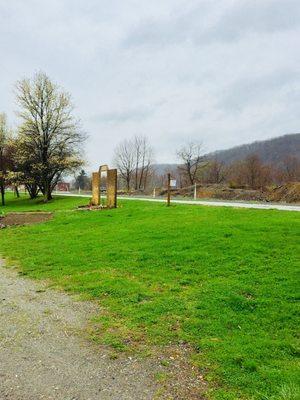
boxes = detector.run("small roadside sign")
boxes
[167,175,176,206]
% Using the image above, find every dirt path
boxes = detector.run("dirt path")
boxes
[0,260,161,400]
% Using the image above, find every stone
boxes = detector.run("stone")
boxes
[107,168,117,208]
[91,165,117,208]
[91,172,100,206]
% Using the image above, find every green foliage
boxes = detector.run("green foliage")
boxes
[0,194,299,399]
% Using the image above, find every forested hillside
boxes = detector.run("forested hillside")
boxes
[208,133,300,165]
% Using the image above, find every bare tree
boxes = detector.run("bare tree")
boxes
[206,159,225,184]
[133,136,142,190]
[114,135,154,192]
[114,139,135,192]
[278,156,300,183]
[135,135,153,191]
[242,154,270,189]
[15,72,85,201]
[177,142,206,185]
[228,154,272,189]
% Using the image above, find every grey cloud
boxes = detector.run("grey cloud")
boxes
[229,0,300,33]
[217,69,300,113]
[123,0,300,48]
[200,0,300,44]
[122,3,210,48]
[0,0,299,168]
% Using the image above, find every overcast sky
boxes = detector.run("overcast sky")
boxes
[0,0,299,169]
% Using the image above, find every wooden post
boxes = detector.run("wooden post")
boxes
[167,173,171,206]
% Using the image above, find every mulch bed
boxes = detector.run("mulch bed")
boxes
[77,205,118,211]
[0,212,53,228]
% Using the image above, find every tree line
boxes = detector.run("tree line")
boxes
[175,142,300,190]
[73,139,300,194]
[112,139,300,193]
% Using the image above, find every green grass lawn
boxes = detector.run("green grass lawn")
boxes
[0,193,299,399]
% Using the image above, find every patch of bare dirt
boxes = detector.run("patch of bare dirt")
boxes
[153,345,207,399]
[159,182,300,204]
[266,182,300,203]
[196,186,266,202]
[77,205,116,211]
[0,212,53,228]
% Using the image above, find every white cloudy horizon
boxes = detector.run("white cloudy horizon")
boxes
[0,0,299,170]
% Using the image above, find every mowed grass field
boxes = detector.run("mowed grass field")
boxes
[0,193,299,400]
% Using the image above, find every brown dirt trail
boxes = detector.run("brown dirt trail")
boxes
[0,260,160,400]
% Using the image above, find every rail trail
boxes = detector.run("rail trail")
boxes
[55,192,300,212]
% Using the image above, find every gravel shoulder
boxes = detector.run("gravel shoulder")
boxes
[0,260,160,400]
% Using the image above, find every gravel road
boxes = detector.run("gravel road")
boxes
[0,260,160,400]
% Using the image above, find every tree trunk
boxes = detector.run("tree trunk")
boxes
[126,177,130,193]
[138,165,144,190]
[44,188,53,202]
[135,167,138,190]
[42,181,53,202]
[0,182,5,206]
[26,183,39,199]
[186,162,194,185]
[188,170,194,185]
[14,186,20,198]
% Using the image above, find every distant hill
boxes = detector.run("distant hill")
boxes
[153,164,178,175]
[207,133,300,165]
[152,134,300,174]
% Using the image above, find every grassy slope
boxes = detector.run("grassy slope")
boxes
[0,193,299,399]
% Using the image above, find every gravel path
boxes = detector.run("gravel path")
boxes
[0,260,160,400]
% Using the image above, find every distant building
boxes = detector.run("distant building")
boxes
[56,182,70,192]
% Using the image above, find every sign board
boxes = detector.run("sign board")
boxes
[170,179,177,187]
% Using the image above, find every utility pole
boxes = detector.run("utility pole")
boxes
[167,173,171,206]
